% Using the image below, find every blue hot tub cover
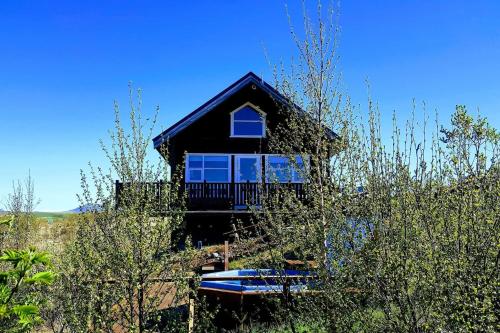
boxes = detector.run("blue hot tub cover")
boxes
[200,269,316,293]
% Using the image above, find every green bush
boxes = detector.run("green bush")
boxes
[0,247,54,332]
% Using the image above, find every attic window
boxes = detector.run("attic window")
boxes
[230,103,265,138]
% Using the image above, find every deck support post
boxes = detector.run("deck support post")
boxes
[188,298,195,333]
[115,180,120,209]
[224,240,229,271]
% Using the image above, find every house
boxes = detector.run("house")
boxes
[119,72,336,245]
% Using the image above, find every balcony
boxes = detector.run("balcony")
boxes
[115,181,306,211]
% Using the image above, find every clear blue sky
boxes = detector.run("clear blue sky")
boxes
[1,1,499,211]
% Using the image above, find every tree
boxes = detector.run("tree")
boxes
[2,172,40,250]
[245,1,499,332]
[49,87,192,332]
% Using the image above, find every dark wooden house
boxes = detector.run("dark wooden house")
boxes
[121,72,335,245]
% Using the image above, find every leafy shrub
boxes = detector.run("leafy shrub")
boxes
[0,247,54,332]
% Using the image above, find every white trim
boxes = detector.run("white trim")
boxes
[230,102,266,138]
[235,154,262,183]
[185,153,232,183]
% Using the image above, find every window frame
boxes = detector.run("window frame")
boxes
[234,154,263,183]
[185,153,232,183]
[264,154,308,183]
[230,102,266,138]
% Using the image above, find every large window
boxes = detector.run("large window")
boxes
[230,104,265,138]
[266,155,306,183]
[186,154,230,182]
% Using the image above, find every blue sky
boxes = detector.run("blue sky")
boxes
[1,1,499,211]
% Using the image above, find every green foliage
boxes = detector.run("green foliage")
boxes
[2,172,40,250]
[0,247,54,332]
[45,87,193,333]
[243,2,500,332]
[257,98,500,331]
[0,216,13,227]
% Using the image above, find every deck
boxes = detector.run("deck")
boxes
[115,181,306,211]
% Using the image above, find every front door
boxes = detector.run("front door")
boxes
[235,155,261,207]
[235,155,261,182]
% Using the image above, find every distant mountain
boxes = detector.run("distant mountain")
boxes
[67,204,101,213]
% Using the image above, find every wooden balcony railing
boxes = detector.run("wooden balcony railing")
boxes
[115,181,306,211]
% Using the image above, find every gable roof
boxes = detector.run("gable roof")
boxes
[153,71,337,149]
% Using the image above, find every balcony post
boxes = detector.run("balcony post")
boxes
[231,181,235,208]
[115,180,120,209]
[158,179,163,211]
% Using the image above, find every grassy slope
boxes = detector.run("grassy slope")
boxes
[31,213,79,254]
[33,212,74,223]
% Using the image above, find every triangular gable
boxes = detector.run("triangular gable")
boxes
[153,72,337,149]
[153,72,287,149]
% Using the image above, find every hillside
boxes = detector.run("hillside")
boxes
[66,204,99,213]
[33,211,74,223]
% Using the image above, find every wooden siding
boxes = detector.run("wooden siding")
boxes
[159,82,289,175]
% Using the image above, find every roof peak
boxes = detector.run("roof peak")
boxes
[153,71,283,148]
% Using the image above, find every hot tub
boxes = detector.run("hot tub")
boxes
[198,269,318,329]
[200,269,315,294]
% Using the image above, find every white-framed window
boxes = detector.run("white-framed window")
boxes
[186,154,231,182]
[265,155,307,183]
[230,103,266,138]
[235,154,262,183]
